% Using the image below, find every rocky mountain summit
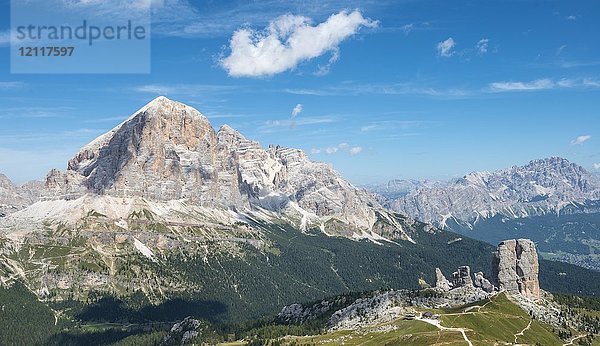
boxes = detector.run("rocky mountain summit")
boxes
[10,96,417,241]
[435,238,540,299]
[492,239,540,299]
[0,97,428,304]
[389,157,600,229]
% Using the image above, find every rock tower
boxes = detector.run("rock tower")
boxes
[492,239,540,299]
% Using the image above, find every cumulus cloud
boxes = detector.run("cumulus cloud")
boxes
[291,104,303,118]
[310,148,321,154]
[349,146,363,155]
[476,38,489,54]
[220,10,378,77]
[437,37,455,57]
[566,15,577,21]
[571,135,591,145]
[594,163,600,170]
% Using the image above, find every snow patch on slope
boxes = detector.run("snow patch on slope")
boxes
[133,237,157,262]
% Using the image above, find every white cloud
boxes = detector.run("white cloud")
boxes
[313,47,340,76]
[401,24,414,35]
[317,143,362,156]
[0,82,25,89]
[360,120,430,132]
[488,78,600,92]
[325,146,339,154]
[488,78,555,92]
[0,106,72,119]
[476,38,489,54]
[134,84,237,96]
[291,104,303,118]
[571,135,591,145]
[557,78,576,88]
[489,77,600,93]
[594,163,600,170]
[262,116,335,129]
[437,37,455,57]
[583,78,600,87]
[566,15,577,21]
[349,146,363,155]
[220,10,378,77]
[285,82,472,99]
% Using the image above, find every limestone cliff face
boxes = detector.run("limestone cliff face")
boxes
[492,239,540,299]
[0,174,44,215]
[66,96,234,205]
[45,96,381,233]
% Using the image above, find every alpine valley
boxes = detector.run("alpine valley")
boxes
[1,97,600,345]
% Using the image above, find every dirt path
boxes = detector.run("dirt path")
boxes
[514,319,532,343]
[563,334,587,346]
[416,317,473,346]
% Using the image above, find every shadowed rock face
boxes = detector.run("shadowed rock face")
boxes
[473,272,494,293]
[492,239,540,299]
[451,265,473,288]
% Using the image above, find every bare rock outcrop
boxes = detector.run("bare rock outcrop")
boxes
[492,239,540,299]
[435,268,451,292]
[451,266,473,288]
[473,271,494,293]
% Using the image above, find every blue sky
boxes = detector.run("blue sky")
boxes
[1,0,599,184]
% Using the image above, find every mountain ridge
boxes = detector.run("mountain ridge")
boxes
[388,156,600,229]
[7,96,411,241]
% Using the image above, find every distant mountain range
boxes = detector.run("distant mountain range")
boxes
[362,179,446,200]
[389,156,600,228]
[0,174,43,217]
[368,157,600,271]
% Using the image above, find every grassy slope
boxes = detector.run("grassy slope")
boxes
[249,293,563,346]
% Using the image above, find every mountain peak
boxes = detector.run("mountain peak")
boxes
[391,156,600,228]
[218,124,240,135]
[44,98,383,237]
[527,156,572,167]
